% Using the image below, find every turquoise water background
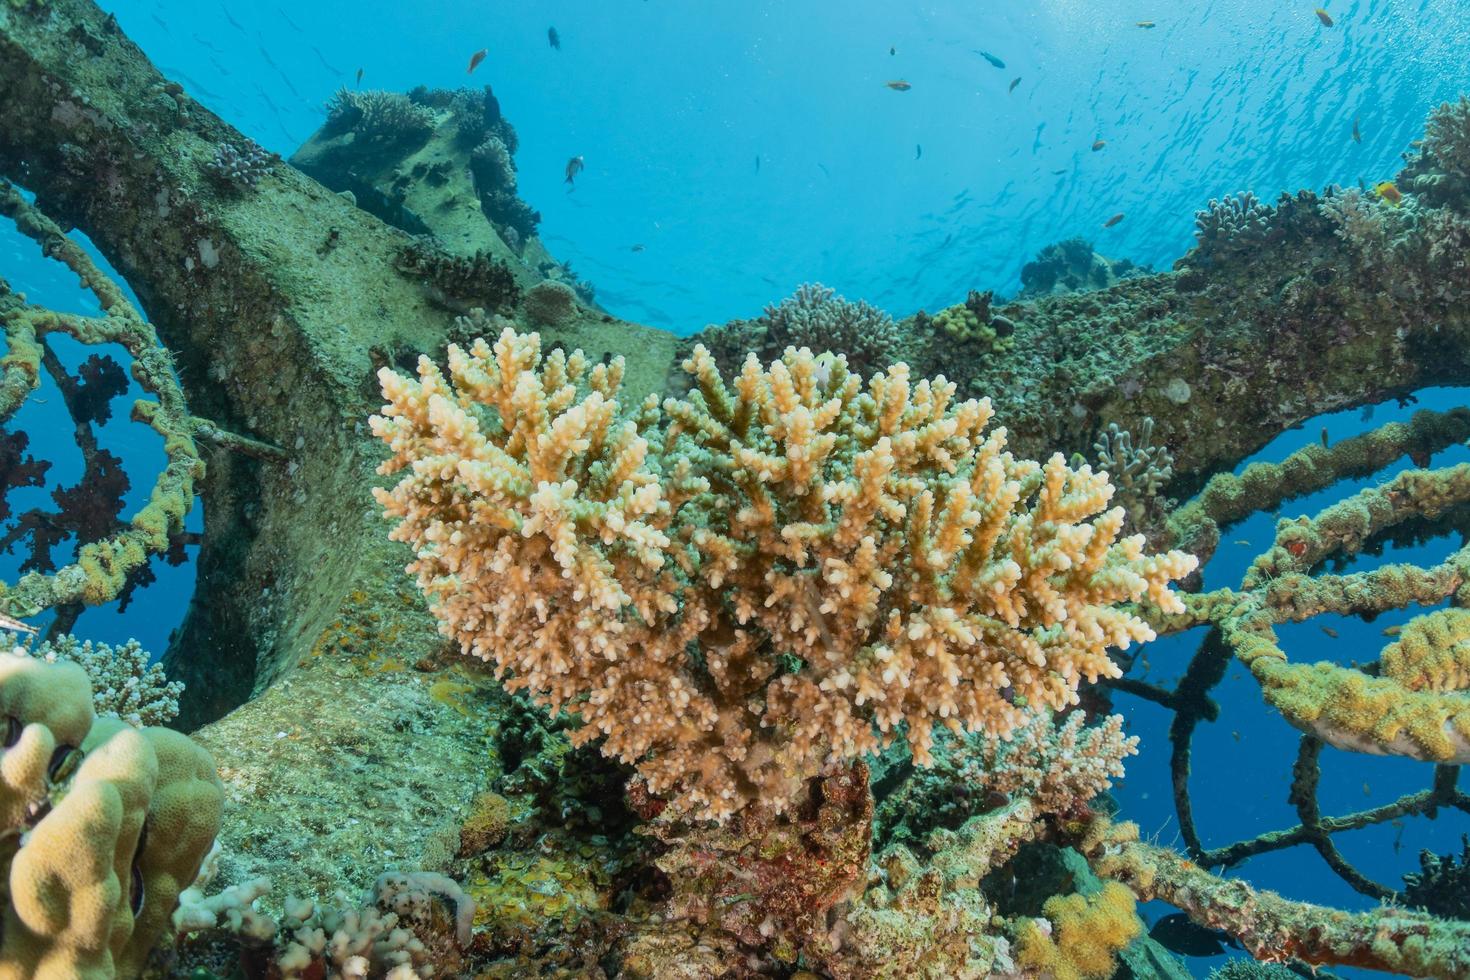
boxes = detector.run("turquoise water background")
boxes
[4,1,1470,975]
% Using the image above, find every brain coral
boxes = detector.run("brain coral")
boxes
[371,329,1196,820]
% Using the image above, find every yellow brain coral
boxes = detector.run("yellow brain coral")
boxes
[371,329,1197,820]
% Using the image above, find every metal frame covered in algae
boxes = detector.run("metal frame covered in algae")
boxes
[1,0,1470,977]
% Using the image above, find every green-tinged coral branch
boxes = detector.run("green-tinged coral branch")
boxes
[1090,821,1470,978]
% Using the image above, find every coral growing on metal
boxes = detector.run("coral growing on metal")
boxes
[371,327,1196,821]
[1089,408,1470,975]
[875,709,1137,849]
[930,288,1017,355]
[24,633,183,726]
[207,139,276,192]
[172,857,476,978]
[1402,835,1470,921]
[393,241,522,314]
[761,282,903,380]
[0,648,222,977]
[0,180,204,624]
[1190,192,1282,261]
[1092,417,1174,533]
[323,88,436,149]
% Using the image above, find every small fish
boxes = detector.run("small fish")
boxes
[467,48,488,74]
[976,50,1006,69]
[755,154,761,173]
[1051,168,1069,175]
[1137,21,1156,28]
[1363,781,1371,796]
[1321,426,1329,447]
[629,244,645,252]
[1375,181,1404,206]
[355,67,364,87]
[1092,139,1107,151]
[1322,626,1339,638]
[1009,76,1022,94]
[916,144,922,159]
[889,46,896,55]
[1383,624,1402,637]
[1352,118,1361,143]
[1360,403,1375,422]
[564,155,584,185]
[1103,213,1125,228]
[885,80,912,91]
[1315,7,1334,26]
[817,162,830,177]
[0,613,36,635]
[1234,539,1251,546]
[1231,730,1241,742]
[1149,914,1238,957]
[548,27,561,50]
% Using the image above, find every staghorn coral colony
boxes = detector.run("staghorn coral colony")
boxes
[3,1,1470,977]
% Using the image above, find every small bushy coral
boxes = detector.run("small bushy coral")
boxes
[1191,192,1281,261]
[26,632,182,726]
[1424,95,1470,181]
[1402,836,1470,921]
[761,282,902,380]
[371,328,1196,820]
[394,242,521,314]
[931,289,1016,355]
[207,140,275,192]
[325,89,436,148]
[1092,418,1174,531]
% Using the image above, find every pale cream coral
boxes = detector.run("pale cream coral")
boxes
[373,329,1197,820]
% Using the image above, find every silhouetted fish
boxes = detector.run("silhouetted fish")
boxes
[310,46,345,76]
[1352,118,1361,143]
[916,144,922,159]
[219,3,246,32]
[1009,77,1021,93]
[817,162,830,177]
[975,50,1006,69]
[1149,914,1238,957]
[1315,7,1334,27]
[548,27,561,50]
[564,155,584,185]
[1103,212,1124,227]
[754,154,761,173]
[276,7,304,33]
[468,48,488,74]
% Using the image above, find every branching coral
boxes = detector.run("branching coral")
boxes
[1423,95,1470,182]
[394,242,522,314]
[207,139,276,192]
[372,327,1195,820]
[324,89,436,148]
[876,709,1137,848]
[760,282,903,380]
[1191,192,1282,261]
[1092,418,1173,531]
[23,633,183,726]
[1402,835,1470,921]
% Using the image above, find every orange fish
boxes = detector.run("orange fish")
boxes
[885,80,912,91]
[1092,139,1107,151]
[1103,213,1125,228]
[1315,7,1334,26]
[1375,181,1403,206]
[467,48,488,74]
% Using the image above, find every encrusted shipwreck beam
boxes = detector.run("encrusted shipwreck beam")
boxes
[4,0,1470,925]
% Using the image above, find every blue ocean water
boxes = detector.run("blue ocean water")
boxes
[3,1,1468,976]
